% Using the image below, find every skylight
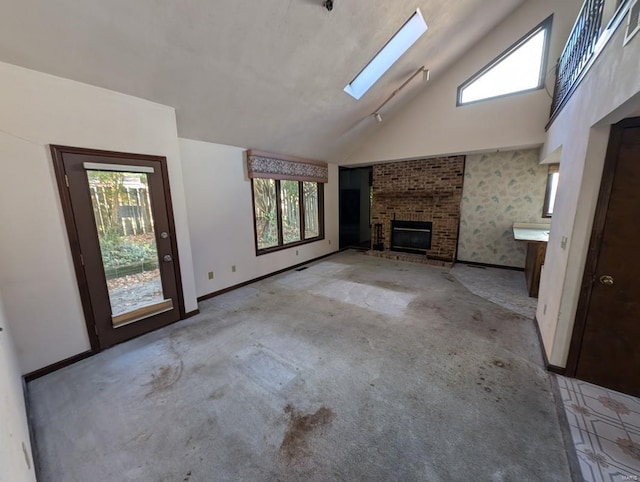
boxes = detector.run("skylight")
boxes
[458,16,552,105]
[344,9,428,100]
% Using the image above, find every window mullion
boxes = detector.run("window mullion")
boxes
[318,183,325,238]
[299,182,306,240]
[275,180,284,246]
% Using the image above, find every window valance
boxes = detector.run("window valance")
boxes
[246,150,328,183]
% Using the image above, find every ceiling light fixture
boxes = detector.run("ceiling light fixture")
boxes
[344,9,428,100]
[370,66,429,122]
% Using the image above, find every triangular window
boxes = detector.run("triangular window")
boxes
[457,16,553,105]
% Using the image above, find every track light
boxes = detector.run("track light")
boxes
[369,66,428,125]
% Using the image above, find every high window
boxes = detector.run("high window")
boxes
[247,150,327,255]
[457,16,553,106]
[543,165,559,218]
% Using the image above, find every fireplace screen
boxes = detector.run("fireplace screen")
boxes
[391,220,432,255]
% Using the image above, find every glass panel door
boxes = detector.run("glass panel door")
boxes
[53,146,182,350]
[86,170,173,327]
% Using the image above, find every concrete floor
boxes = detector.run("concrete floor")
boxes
[29,251,573,481]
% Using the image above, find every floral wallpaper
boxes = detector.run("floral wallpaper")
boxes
[458,148,549,268]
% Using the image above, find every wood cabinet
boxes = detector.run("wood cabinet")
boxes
[524,241,547,298]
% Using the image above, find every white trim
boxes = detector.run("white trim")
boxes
[83,162,154,173]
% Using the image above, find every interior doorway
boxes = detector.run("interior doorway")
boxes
[51,146,185,350]
[568,118,640,397]
[339,166,372,250]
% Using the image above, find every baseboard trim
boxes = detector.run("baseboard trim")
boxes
[197,250,340,302]
[184,309,200,319]
[533,316,567,375]
[547,364,566,375]
[24,350,95,382]
[533,316,551,367]
[455,259,524,271]
[25,311,198,382]
[22,378,41,480]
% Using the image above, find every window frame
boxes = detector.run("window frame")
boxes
[251,178,325,255]
[456,15,553,107]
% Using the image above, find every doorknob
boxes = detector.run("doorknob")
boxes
[599,275,614,286]
[163,254,173,262]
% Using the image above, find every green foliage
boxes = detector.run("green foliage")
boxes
[98,230,157,268]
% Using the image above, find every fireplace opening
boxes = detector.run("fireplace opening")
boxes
[391,220,432,255]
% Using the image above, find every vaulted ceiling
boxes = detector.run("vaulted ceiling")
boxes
[0,0,524,161]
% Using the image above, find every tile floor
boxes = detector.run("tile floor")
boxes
[557,376,640,481]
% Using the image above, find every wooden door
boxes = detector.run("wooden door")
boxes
[52,146,184,350]
[570,118,640,397]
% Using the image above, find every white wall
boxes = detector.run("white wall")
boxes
[0,293,36,482]
[341,0,582,165]
[180,138,339,298]
[537,10,640,366]
[0,62,198,374]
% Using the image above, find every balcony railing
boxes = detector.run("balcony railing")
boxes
[550,0,606,119]
[548,0,634,124]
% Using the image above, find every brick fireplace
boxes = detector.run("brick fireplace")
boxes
[371,156,465,263]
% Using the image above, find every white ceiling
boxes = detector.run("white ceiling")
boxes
[0,0,524,162]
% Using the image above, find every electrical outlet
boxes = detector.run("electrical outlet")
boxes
[329,239,331,245]
[560,236,568,249]
[232,265,236,272]
[296,250,299,256]
[208,271,214,280]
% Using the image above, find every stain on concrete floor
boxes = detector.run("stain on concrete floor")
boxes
[145,362,183,395]
[280,405,334,461]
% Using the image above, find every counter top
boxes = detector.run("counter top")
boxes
[513,222,550,243]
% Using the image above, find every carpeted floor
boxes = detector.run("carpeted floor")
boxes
[450,263,537,319]
[28,250,572,481]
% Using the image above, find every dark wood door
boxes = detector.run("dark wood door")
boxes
[572,119,640,397]
[52,146,184,350]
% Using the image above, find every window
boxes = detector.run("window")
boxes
[624,0,640,45]
[543,165,559,218]
[344,9,428,100]
[252,179,324,254]
[457,16,553,105]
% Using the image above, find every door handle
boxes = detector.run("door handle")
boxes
[599,275,614,286]
[163,254,173,262]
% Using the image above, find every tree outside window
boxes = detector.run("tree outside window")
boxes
[252,179,324,254]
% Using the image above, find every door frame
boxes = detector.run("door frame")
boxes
[565,117,640,376]
[50,145,186,352]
